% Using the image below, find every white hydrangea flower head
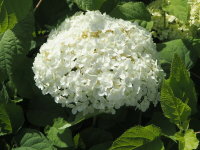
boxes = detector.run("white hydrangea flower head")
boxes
[148,0,200,40]
[33,11,164,115]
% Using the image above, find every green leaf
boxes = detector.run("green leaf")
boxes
[157,39,197,70]
[0,0,33,33]
[109,125,162,150]
[163,0,189,22]
[110,2,151,21]
[0,30,21,81]
[183,130,199,150]
[0,13,33,81]
[74,0,106,10]
[168,55,197,114]
[160,81,191,129]
[45,118,74,148]
[173,130,199,150]
[13,129,55,150]
[0,103,24,136]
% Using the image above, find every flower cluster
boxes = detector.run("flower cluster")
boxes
[148,0,200,40]
[33,11,163,115]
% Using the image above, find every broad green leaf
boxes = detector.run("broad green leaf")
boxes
[0,13,34,82]
[0,30,21,81]
[109,125,162,150]
[13,129,55,150]
[173,130,199,150]
[183,130,199,150]
[10,14,35,99]
[163,0,189,22]
[0,0,33,33]
[45,118,74,148]
[169,55,197,114]
[157,39,197,70]
[160,81,191,129]
[74,0,106,10]
[110,2,151,21]
[0,103,24,136]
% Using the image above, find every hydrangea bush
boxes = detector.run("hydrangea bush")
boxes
[0,0,199,149]
[33,11,163,115]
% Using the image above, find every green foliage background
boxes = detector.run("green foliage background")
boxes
[0,0,200,150]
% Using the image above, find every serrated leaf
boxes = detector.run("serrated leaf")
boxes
[173,130,199,150]
[74,0,106,10]
[0,13,33,83]
[0,30,21,81]
[169,55,197,114]
[45,118,74,148]
[163,0,189,22]
[160,81,191,129]
[183,130,199,150]
[109,125,162,150]
[157,39,197,70]
[110,2,151,21]
[13,129,55,150]
[0,0,33,33]
[0,103,24,136]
